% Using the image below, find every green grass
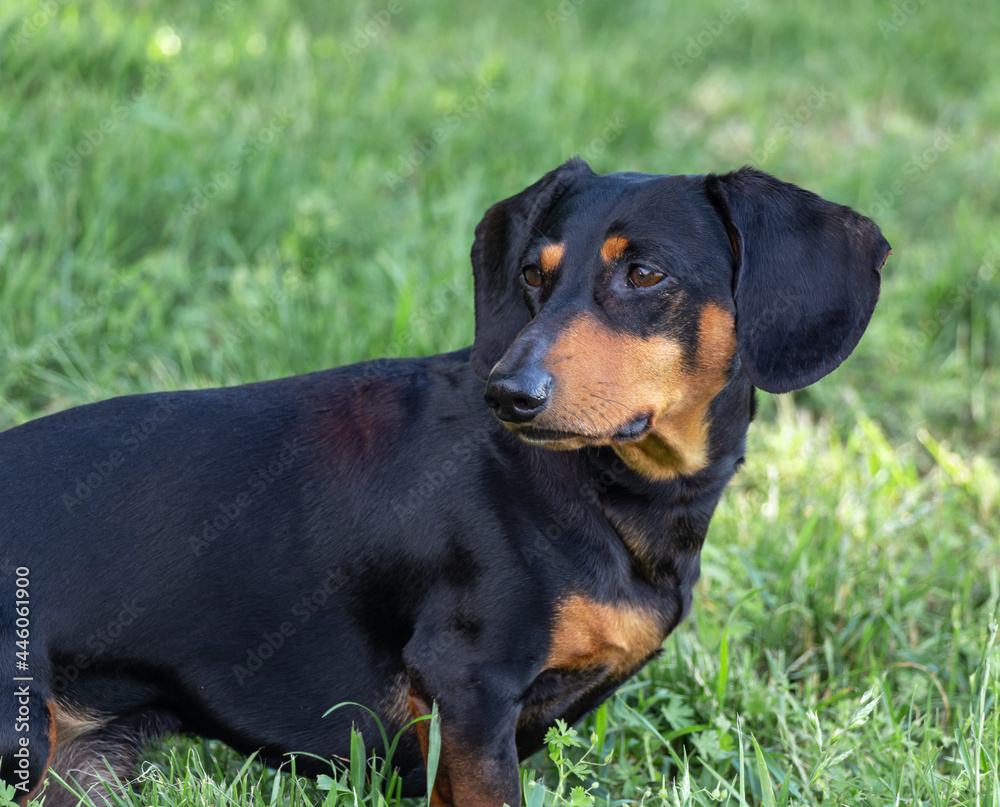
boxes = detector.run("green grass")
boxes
[2,0,999,804]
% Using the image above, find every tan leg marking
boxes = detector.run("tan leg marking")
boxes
[46,703,126,807]
[408,691,453,807]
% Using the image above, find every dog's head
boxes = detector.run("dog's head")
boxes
[471,159,890,479]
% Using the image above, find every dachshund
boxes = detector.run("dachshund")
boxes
[0,158,889,806]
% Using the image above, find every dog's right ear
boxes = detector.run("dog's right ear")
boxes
[470,159,594,379]
[705,167,890,394]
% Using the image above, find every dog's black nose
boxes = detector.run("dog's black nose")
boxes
[484,368,553,423]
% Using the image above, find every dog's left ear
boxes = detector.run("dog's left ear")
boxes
[705,167,891,394]
[470,159,594,379]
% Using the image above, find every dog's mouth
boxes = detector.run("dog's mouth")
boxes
[507,414,652,447]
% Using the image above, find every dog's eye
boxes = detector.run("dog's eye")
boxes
[522,266,542,288]
[626,264,666,288]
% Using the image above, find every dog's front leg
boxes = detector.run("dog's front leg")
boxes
[403,633,523,807]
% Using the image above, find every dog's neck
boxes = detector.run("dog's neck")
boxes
[482,367,754,592]
[590,374,755,586]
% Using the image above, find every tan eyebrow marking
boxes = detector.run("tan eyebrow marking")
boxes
[600,236,629,264]
[540,243,565,273]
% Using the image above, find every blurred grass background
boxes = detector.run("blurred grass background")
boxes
[2,0,999,804]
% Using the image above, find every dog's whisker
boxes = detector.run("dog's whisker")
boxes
[586,391,637,417]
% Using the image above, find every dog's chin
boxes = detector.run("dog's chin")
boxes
[502,415,652,449]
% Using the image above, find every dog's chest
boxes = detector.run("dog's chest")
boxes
[544,595,664,674]
[516,595,666,741]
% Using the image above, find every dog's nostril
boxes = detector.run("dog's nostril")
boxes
[484,369,552,424]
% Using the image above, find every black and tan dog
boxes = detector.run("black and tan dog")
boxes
[0,159,889,806]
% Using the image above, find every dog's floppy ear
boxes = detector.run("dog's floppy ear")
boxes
[705,167,891,394]
[470,158,594,379]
